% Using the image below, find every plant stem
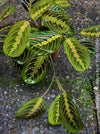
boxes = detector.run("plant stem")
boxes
[55,76,65,93]
[50,55,65,93]
[42,75,54,98]
[29,19,39,29]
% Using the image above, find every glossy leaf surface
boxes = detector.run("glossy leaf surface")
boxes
[42,10,70,34]
[64,38,90,72]
[79,38,95,57]
[0,5,15,22]
[3,21,31,57]
[60,92,83,133]
[48,94,61,125]
[16,97,47,119]
[26,32,62,56]
[30,0,52,20]
[21,55,49,84]
[81,25,100,38]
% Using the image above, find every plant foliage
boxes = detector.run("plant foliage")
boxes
[59,92,83,133]
[16,97,47,119]
[64,37,90,72]
[0,0,99,133]
[3,21,31,57]
[0,5,15,22]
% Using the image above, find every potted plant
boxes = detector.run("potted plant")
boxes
[0,0,99,133]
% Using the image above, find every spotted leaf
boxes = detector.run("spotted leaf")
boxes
[26,32,63,56]
[21,55,49,84]
[3,21,31,57]
[48,94,61,125]
[0,5,15,22]
[81,25,100,38]
[60,92,83,133]
[16,97,47,119]
[64,37,90,72]
[30,0,52,20]
[42,10,70,34]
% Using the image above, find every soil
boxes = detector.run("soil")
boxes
[0,0,100,134]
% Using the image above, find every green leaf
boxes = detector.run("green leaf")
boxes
[30,0,52,20]
[21,55,49,84]
[55,0,71,8]
[0,5,15,22]
[79,38,95,57]
[59,92,83,133]
[12,49,33,65]
[16,97,47,119]
[26,32,63,56]
[64,37,90,72]
[81,25,100,38]
[42,10,70,34]
[48,94,61,125]
[0,24,12,32]
[3,21,31,57]
[20,0,39,11]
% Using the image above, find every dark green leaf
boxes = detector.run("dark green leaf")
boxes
[26,32,63,56]
[16,97,47,119]
[60,92,83,133]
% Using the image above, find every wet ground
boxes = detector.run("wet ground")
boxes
[0,0,100,134]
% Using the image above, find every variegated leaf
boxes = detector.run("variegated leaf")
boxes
[81,25,100,38]
[64,38,90,72]
[16,97,47,119]
[12,49,33,65]
[79,38,95,57]
[12,59,23,73]
[26,32,63,56]
[60,92,83,133]
[3,21,31,57]
[0,5,15,22]
[21,55,49,84]
[42,10,70,34]
[20,0,39,11]
[55,0,71,8]
[48,4,62,11]
[0,24,12,32]
[30,0,52,20]
[48,94,61,125]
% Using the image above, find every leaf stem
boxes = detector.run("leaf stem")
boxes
[50,55,65,93]
[29,19,39,29]
[42,75,54,98]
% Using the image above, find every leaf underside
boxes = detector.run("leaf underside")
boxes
[64,37,90,72]
[59,92,83,133]
[16,97,47,119]
[3,21,31,57]
[26,32,63,56]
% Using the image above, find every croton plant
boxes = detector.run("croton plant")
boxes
[0,0,100,133]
